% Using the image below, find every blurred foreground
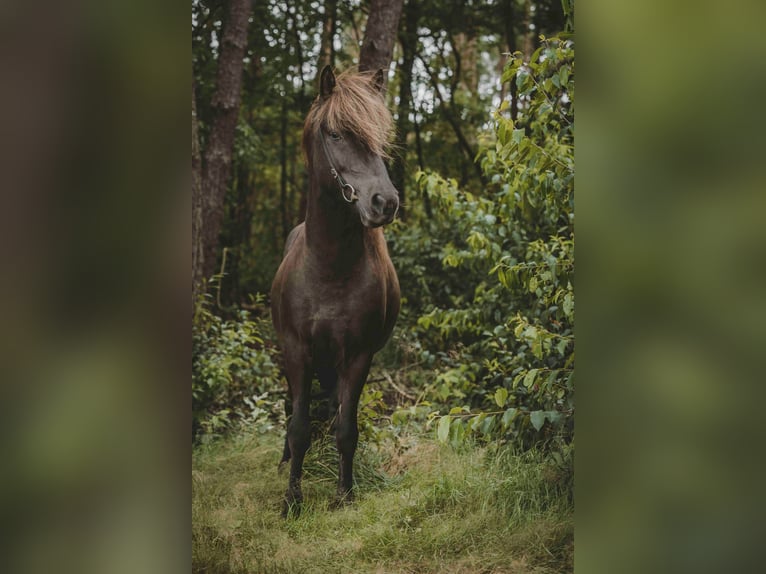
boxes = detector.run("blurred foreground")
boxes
[0,1,765,573]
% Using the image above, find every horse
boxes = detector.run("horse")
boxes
[270,66,400,516]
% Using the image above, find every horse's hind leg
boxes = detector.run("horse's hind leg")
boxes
[334,354,372,506]
[282,351,312,517]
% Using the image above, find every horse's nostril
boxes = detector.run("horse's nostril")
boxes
[372,193,385,210]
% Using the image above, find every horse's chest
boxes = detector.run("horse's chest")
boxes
[307,281,385,349]
[310,288,383,333]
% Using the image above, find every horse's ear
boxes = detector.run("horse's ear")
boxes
[371,68,386,94]
[320,65,336,98]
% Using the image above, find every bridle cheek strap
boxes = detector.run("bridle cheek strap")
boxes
[320,132,359,203]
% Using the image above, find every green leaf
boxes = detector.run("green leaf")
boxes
[480,415,496,435]
[501,408,517,427]
[512,129,525,145]
[494,387,508,408]
[563,292,574,317]
[530,410,546,431]
[545,411,563,426]
[437,415,451,443]
[450,419,465,445]
[470,412,487,431]
[523,325,538,341]
[523,369,538,388]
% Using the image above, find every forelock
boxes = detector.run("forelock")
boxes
[304,70,394,159]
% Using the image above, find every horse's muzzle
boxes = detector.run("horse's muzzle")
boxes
[371,193,398,222]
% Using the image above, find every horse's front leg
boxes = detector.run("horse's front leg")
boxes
[279,396,293,471]
[282,350,312,517]
[334,353,372,506]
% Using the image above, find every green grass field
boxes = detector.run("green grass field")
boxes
[192,427,573,573]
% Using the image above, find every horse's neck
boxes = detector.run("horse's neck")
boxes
[304,183,369,272]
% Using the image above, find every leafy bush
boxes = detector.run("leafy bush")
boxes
[192,295,283,440]
[387,37,574,453]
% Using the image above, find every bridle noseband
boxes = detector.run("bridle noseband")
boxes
[319,130,359,203]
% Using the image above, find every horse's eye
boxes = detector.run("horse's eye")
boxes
[329,131,341,141]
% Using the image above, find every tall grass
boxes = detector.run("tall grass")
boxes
[192,429,572,573]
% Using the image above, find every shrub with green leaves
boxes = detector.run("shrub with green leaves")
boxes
[192,297,283,439]
[388,37,574,454]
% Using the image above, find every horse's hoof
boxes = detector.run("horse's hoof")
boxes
[331,492,354,510]
[282,499,302,518]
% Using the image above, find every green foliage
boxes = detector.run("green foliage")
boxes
[388,37,574,451]
[192,294,283,439]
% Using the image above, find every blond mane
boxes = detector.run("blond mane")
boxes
[303,69,395,160]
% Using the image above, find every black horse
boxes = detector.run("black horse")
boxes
[270,66,400,515]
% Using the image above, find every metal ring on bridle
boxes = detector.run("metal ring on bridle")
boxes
[340,183,358,203]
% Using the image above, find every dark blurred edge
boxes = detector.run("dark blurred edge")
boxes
[0,1,189,573]
[2,0,766,572]
[577,1,766,573]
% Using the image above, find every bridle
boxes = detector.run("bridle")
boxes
[319,130,359,203]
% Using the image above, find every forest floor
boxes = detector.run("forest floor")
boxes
[192,427,573,573]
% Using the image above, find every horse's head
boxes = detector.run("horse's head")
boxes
[304,66,399,228]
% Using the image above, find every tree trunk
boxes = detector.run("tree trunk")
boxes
[318,0,337,71]
[419,55,487,185]
[280,99,289,240]
[192,82,204,309]
[522,0,534,61]
[501,0,519,121]
[200,0,252,280]
[390,0,419,221]
[358,0,404,76]
[412,113,432,218]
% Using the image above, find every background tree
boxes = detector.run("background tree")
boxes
[192,82,204,308]
[198,0,252,280]
[358,0,404,75]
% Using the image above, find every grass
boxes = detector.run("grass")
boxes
[192,428,573,573]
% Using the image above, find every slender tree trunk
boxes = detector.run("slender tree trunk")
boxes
[192,81,204,309]
[231,161,253,302]
[412,113,432,218]
[522,0,534,61]
[419,55,487,185]
[280,99,289,240]
[288,142,297,225]
[200,0,252,280]
[390,0,418,220]
[502,0,519,121]
[318,0,337,71]
[288,2,306,100]
[358,0,404,76]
